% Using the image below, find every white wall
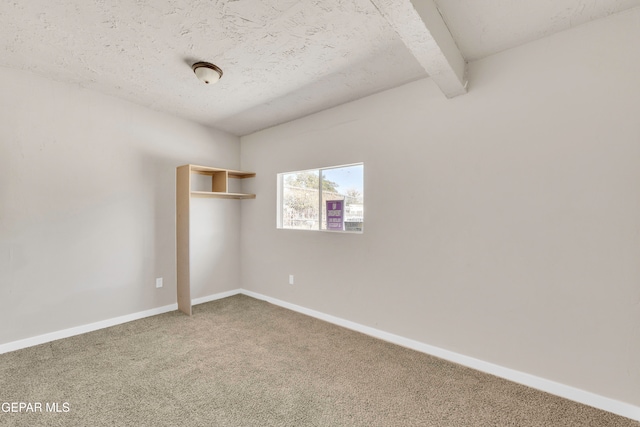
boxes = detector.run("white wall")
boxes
[240,9,640,407]
[0,67,240,345]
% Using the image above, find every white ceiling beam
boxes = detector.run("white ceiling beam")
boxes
[370,0,468,98]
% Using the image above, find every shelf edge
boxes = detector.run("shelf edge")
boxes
[191,191,256,199]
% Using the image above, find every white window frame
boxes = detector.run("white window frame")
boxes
[277,163,364,233]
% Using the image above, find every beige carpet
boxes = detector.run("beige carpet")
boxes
[0,294,637,426]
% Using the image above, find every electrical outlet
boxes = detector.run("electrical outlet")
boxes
[289,275,294,285]
[156,277,163,288]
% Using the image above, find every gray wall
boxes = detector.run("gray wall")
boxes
[240,9,640,406]
[0,66,241,344]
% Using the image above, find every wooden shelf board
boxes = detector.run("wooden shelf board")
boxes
[228,171,256,179]
[186,164,255,179]
[191,191,256,199]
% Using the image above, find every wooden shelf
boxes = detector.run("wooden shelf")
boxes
[176,164,256,316]
[189,164,256,179]
[190,191,256,199]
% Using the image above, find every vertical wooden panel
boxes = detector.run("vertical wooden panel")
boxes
[176,165,192,315]
[211,170,228,192]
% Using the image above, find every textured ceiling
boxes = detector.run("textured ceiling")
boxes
[1,0,639,136]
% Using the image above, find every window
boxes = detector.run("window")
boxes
[277,163,364,232]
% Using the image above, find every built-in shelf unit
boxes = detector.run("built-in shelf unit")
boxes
[176,164,256,315]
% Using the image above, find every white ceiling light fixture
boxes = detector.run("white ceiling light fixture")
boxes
[192,62,223,85]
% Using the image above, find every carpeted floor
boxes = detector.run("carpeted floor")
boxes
[0,294,637,426]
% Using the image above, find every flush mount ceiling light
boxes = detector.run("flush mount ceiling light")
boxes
[192,62,223,85]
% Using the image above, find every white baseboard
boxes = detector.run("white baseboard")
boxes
[191,289,242,306]
[240,289,640,423]
[2,288,638,422]
[0,303,178,355]
[0,289,239,355]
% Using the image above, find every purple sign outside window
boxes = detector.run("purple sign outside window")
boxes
[326,200,344,231]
